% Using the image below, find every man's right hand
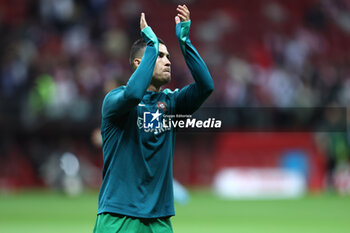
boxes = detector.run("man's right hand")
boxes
[140,12,148,30]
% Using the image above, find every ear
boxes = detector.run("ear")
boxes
[133,58,142,69]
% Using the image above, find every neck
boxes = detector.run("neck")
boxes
[147,84,161,92]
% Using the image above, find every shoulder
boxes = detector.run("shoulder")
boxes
[104,86,125,101]
[102,86,126,110]
[106,86,126,96]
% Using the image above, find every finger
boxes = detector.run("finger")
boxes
[178,5,189,11]
[177,5,189,14]
[176,7,188,17]
[182,4,190,13]
[140,12,148,29]
[175,16,181,24]
[140,13,144,25]
[176,10,188,21]
[177,13,187,21]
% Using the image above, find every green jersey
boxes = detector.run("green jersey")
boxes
[97,21,214,218]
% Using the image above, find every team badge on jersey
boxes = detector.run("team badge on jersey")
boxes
[157,101,167,112]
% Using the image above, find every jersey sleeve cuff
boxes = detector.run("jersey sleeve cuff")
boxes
[141,26,158,45]
[176,20,191,44]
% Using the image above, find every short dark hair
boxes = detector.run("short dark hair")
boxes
[129,37,165,69]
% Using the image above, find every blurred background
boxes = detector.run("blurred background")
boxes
[0,0,350,233]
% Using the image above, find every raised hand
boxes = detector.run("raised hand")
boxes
[175,5,190,24]
[140,12,148,30]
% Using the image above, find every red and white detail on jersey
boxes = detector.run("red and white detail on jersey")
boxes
[157,101,167,113]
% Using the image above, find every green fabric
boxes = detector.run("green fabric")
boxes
[176,21,191,53]
[98,26,176,218]
[96,21,213,219]
[93,213,173,233]
[174,20,214,114]
[163,88,179,95]
[99,89,177,218]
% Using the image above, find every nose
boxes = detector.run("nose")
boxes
[165,57,171,66]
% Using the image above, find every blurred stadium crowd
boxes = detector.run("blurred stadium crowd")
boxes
[0,0,349,193]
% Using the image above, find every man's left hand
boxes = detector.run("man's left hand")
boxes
[175,5,190,24]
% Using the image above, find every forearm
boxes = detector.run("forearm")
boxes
[124,26,159,102]
[102,26,158,120]
[177,21,214,95]
[174,21,214,114]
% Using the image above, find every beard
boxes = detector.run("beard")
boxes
[152,73,171,87]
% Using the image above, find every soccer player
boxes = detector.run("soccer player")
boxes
[93,5,214,233]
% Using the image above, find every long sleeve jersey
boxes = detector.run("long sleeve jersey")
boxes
[97,21,214,218]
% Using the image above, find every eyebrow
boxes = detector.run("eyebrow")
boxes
[159,51,170,58]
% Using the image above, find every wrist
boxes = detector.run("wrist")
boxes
[176,20,191,43]
[141,26,158,45]
[181,20,191,27]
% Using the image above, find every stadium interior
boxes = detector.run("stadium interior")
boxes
[1,0,350,199]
